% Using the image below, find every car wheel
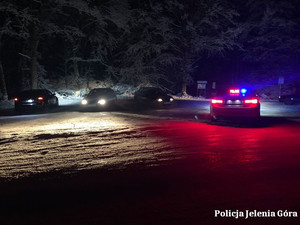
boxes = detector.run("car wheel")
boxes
[248,116,260,124]
[14,106,21,112]
[42,100,49,111]
[55,98,59,107]
[210,115,217,122]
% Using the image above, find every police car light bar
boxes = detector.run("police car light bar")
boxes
[229,89,240,94]
[241,89,247,94]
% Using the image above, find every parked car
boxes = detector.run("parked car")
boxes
[80,88,117,108]
[278,94,300,105]
[134,87,174,106]
[210,87,260,121]
[13,89,58,111]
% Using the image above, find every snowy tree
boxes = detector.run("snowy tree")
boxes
[0,0,70,90]
[1,0,95,91]
[0,1,31,98]
[110,0,239,92]
[240,0,300,79]
[106,1,175,86]
[162,0,240,93]
[57,0,131,89]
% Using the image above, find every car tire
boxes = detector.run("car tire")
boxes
[42,100,49,111]
[14,106,21,112]
[210,115,217,122]
[249,116,260,124]
[55,98,59,107]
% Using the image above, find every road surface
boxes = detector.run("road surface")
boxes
[0,100,300,225]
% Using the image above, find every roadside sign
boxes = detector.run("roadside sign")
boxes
[278,76,284,85]
[212,82,216,89]
[197,81,207,89]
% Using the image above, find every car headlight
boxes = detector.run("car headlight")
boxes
[157,98,163,102]
[170,98,174,102]
[81,99,88,105]
[98,99,106,105]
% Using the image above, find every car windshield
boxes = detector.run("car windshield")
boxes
[142,88,166,96]
[87,89,114,97]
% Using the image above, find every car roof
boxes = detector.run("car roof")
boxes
[138,87,163,92]
[19,89,48,92]
[87,88,116,95]
[89,88,114,91]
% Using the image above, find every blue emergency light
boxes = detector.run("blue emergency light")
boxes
[241,88,247,94]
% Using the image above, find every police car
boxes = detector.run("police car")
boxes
[210,87,260,121]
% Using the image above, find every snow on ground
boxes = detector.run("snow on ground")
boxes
[1,108,300,180]
[172,94,207,101]
[0,100,14,110]
[0,112,178,179]
[260,101,300,117]
[56,93,82,106]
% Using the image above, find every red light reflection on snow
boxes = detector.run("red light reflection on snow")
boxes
[140,121,300,169]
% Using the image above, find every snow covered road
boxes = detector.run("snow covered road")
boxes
[1,102,300,225]
[0,101,300,179]
[0,112,179,178]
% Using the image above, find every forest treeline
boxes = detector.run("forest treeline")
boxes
[0,0,299,98]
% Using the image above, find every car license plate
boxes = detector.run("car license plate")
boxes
[226,100,241,105]
[22,99,34,103]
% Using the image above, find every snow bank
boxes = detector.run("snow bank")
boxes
[0,100,14,110]
[172,93,207,101]
[55,90,83,106]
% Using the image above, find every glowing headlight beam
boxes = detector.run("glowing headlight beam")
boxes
[81,99,88,105]
[157,98,163,102]
[98,99,106,105]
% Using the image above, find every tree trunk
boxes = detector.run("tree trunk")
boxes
[0,59,8,100]
[181,61,188,95]
[73,59,81,89]
[181,79,187,95]
[0,41,8,100]
[29,25,40,90]
[181,52,190,95]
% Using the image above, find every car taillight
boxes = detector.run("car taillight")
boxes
[211,99,224,104]
[244,99,258,104]
[37,96,44,101]
[14,98,18,102]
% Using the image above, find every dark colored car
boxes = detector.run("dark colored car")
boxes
[134,87,174,106]
[14,89,58,111]
[278,94,300,105]
[210,87,260,121]
[80,88,117,108]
